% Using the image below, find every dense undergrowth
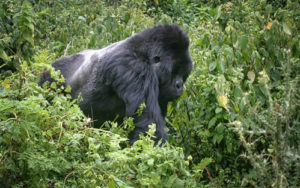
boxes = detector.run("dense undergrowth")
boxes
[1,0,299,187]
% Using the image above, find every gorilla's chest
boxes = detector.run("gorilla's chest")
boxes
[79,88,126,126]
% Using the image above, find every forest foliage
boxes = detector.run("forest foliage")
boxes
[0,0,299,187]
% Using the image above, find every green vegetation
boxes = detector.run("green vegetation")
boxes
[1,0,299,187]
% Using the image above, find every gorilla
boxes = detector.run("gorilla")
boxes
[39,24,193,144]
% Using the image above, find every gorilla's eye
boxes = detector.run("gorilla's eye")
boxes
[153,56,160,64]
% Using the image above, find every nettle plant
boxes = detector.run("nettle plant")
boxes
[0,51,211,187]
[167,1,299,187]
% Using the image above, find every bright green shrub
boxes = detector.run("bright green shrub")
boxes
[169,0,300,187]
[0,51,212,187]
[1,0,299,187]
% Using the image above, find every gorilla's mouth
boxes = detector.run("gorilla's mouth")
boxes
[160,91,182,102]
[174,92,183,100]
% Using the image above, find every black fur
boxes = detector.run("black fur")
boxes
[39,24,193,144]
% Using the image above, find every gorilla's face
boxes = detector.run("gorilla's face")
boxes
[153,49,193,102]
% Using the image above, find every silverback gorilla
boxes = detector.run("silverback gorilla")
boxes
[39,24,193,144]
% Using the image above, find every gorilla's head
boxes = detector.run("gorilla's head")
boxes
[133,24,193,102]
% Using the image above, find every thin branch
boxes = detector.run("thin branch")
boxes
[205,166,214,188]
[64,41,72,56]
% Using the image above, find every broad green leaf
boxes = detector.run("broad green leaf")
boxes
[172,178,184,188]
[216,123,225,133]
[50,82,57,89]
[25,23,34,32]
[225,25,234,34]
[46,130,52,136]
[215,5,222,20]
[247,71,255,83]
[23,32,34,46]
[233,103,239,113]
[166,174,177,187]
[208,117,217,129]
[217,135,223,144]
[220,58,226,73]
[259,84,269,97]
[65,85,72,93]
[213,134,223,144]
[200,158,213,168]
[227,142,233,153]
[238,35,248,50]
[215,107,222,114]
[124,12,131,24]
[267,148,274,153]
[265,4,272,14]
[209,61,216,72]
[147,158,154,166]
[283,23,291,35]
[0,49,10,61]
[108,180,117,188]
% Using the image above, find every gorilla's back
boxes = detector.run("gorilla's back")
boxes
[52,40,126,97]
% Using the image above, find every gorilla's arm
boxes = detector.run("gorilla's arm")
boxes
[105,54,167,144]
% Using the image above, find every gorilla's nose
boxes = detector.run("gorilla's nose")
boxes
[175,79,183,91]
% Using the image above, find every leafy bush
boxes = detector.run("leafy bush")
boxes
[0,51,212,187]
[1,0,299,187]
[169,0,300,186]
